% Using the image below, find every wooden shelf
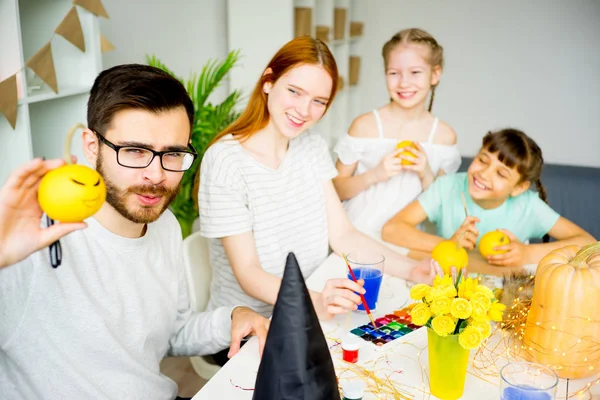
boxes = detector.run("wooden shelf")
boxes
[19,84,92,105]
[0,0,102,184]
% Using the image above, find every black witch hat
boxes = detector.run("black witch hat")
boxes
[253,253,341,400]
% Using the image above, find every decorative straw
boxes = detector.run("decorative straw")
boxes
[461,192,468,218]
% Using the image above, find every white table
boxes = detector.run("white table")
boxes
[193,253,600,399]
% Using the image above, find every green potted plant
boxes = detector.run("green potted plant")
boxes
[146,51,242,238]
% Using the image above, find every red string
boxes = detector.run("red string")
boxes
[229,378,255,391]
[386,360,404,375]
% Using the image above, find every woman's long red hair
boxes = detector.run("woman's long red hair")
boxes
[211,35,339,145]
[193,36,339,205]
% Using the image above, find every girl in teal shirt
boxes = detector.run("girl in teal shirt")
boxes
[382,129,595,268]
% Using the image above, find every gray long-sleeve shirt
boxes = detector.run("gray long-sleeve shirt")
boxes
[0,210,233,400]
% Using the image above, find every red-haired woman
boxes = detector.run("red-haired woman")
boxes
[197,36,438,362]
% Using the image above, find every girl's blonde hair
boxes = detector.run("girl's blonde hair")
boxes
[382,28,444,111]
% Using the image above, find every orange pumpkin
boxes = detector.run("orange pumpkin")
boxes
[523,242,600,379]
[431,240,468,276]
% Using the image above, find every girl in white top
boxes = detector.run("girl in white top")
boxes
[333,28,461,237]
[198,36,438,323]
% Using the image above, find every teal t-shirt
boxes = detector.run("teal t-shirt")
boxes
[417,172,560,244]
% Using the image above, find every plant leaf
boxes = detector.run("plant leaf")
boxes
[145,54,183,84]
[146,50,243,237]
[195,49,241,108]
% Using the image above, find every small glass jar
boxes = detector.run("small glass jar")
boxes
[341,334,361,364]
[500,361,558,400]
[342,381,364,400]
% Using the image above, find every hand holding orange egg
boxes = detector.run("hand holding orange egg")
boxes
[395,140,419,165]
[395,140,434,182]
[0,158,89,268]
[478,230,511,258]
[483,229,527,267]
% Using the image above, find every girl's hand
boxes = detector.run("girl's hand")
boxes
[447,265,468,285]
[487,229,528,266]
[318,278,365,319]
[408,258,440,285]
[410,259,467,285]
[373,149,404,182]
[398,142,434,183]
[450,216,480,250]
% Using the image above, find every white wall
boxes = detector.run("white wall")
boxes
[358,0,600,167]
[99,0,229,103]
[227,0,293,109]
[96,0,600,167]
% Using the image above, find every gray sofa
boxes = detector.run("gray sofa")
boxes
[458,158,600,241]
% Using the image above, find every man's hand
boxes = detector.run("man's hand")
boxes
[0,158,87,269]
[228,306,270,359]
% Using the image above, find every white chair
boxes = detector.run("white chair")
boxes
[182,231,221,380]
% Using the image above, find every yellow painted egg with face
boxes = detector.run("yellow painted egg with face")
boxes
[396,140,418,165]
[37,123,106,223]
[478,231,510,258]
[38,164,106,223]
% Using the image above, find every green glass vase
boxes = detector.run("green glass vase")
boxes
[427,328,470,400]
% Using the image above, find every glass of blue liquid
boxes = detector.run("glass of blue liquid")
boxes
[500,362,558,400]
[346,251,384,312]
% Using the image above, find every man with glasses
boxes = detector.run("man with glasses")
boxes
[0,64,269,400]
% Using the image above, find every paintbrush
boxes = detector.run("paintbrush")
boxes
[461,192,468,218]
[342,252,378,331]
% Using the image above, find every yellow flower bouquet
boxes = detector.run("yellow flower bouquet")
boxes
[409,273,506,400]
[409,274,505,349]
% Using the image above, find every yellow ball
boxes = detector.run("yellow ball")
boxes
[396,140,418,165]
[38,164,106,223]
[478,231,510,258]
[432,240,469,276]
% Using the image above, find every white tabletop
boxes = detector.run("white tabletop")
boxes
[193,252,600,399]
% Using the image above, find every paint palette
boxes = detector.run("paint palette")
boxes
[350,306,421,346]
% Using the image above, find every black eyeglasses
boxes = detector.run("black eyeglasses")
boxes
[94,131,198,172]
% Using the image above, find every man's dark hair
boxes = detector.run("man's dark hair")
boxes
[87,64,194,136]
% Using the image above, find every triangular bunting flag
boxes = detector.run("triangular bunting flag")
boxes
[55,6,85,52]
[100,34,115,53]
[73,0,109,18]
[0,75,18,129]
[25,43,58,94]
[253,253,341,400]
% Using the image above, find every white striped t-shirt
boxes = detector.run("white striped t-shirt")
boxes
[198,130,338,317]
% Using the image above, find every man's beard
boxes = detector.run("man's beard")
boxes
[96,153,181,224]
